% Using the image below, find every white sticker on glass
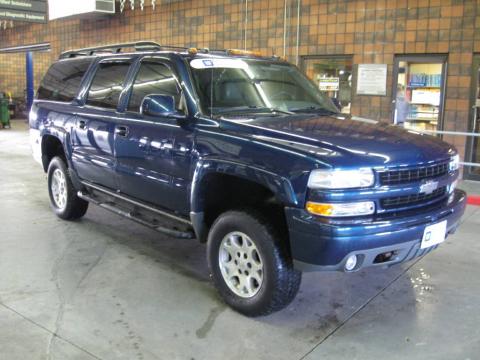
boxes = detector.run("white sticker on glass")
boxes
[190,58,248,70]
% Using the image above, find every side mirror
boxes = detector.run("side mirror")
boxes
[140,94,185,119]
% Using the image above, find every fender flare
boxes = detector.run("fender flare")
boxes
[189,158,299,241]
[40,127,73,170]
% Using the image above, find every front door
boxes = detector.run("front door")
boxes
[72,58,133,190]
[115,57,193,215]
[465,55,480,181]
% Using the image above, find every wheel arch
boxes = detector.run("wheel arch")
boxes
[189,159,298,242]
[41,134,66,172]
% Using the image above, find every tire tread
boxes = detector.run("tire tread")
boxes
[207,208,301,316]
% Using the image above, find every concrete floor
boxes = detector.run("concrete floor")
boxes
[1,120,479,360]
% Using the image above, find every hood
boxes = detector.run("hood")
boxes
[226,114,455,169]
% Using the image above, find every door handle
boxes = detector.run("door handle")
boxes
[78,120,86,129]
[115,125,129,137]
[150,140,173,152]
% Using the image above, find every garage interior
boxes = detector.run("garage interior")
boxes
[1,1,480,359]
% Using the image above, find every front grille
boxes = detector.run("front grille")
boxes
[379,162,449,185]
[381,186,447,209]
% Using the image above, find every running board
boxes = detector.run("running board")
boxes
[80,180,191,225]
[77,191,195,239]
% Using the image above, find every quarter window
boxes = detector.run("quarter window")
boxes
[37,58,92,102]
[128,60,179,112]
[86,61,131,109]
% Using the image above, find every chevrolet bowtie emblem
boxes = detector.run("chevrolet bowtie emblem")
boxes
[420,180,439,195]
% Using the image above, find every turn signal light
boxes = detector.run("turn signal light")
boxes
[306,202,334,216]
[306,201,375,217]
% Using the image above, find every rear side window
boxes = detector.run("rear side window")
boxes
[86,60,131,109]
[37,58,92,102]
[128,60,180,112]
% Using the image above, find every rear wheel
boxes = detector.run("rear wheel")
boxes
[47,156,88,220]
[207,209,301,317]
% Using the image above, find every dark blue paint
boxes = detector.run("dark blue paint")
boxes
[30,51,466,271]
[26,51,34,111]
[287,189,466,267]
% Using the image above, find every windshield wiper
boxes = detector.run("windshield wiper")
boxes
[289,106,338,114]
[214,106,294,116]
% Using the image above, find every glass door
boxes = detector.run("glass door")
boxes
[392,55,447,131]
[465,55,480,181]
[301,55,353,114]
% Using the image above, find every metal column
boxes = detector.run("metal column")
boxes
[26,51,34,112]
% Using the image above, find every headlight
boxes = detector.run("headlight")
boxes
[449,154,459,171]
[306,201,375,217]
[307,168,374,189]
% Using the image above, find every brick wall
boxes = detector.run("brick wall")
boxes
[0,0,478,157]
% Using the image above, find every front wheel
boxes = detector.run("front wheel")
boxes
[47,156,88,220]
[207,209,301,317]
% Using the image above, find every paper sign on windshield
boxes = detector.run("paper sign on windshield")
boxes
[190,58,248,70]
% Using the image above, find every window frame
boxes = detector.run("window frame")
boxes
[124,56,183,115]
[391,54,448,133]
[83,57,134,111]
[36,57,94,103]
[300,54,354,115]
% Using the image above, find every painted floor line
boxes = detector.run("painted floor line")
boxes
[467,195,480,206]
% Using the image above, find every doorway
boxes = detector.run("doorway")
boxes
[465,55,480,181]
[301,55,353,114]
[392,55,447,131]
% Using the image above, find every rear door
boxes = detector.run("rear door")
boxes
[114,57,193,214]
[72,58,133,189]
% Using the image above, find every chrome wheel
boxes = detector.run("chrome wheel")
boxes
[51,168,67,210]
[218,231,264,298]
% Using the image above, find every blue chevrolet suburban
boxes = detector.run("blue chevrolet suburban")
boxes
[30,42,466,316]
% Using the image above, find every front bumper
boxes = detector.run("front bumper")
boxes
[286,189,467,272]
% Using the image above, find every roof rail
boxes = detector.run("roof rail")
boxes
[58,41,188,59]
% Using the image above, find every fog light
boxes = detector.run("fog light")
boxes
[345,255,358,271]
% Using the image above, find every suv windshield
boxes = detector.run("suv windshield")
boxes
[189,58,339,117]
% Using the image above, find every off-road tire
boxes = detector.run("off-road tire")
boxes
[207,209,302,317]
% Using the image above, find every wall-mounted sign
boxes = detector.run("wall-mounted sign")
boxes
[0,0,47,23]
[356,64,387,96]
[48,0,115,20]
[319,77,340,92]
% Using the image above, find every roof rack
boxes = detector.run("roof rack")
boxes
[58,41,284,61]
[58,41,188,59]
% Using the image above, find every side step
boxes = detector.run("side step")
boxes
[77,191,195,240]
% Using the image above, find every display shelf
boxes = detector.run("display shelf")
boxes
[407,85,441,89]
[406,118,438,122]
[410,102,439,105]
